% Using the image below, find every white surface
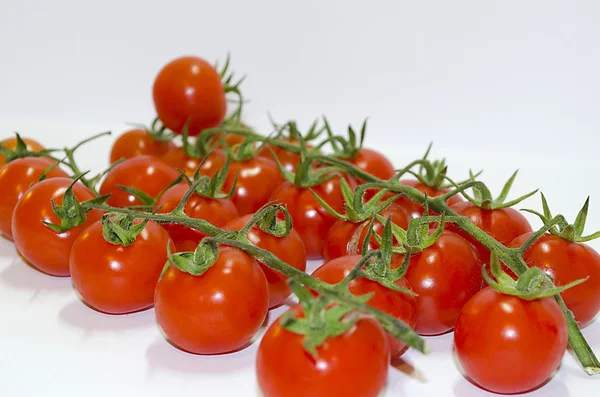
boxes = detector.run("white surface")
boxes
[1,0,600,395]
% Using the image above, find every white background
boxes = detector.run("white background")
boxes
[1,1,600,396]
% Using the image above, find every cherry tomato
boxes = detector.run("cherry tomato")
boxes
[208,132,246,149]
[312,255,416,357]
[323,203,410,261]
[403,230,482,335]
[161,147,226,177]
[109,129,175,163]
[223,157,284,215]
[509,232,600,327]
[223,214,307,308]
[99,155,180,208]
[153,56,226,136]
[269,175,358,259]
[155,247,268,354]
[12,177,102,276]
[347,147,395,181]
[257,305,390,397]
[0,157,68,240]
[258,139,311,173]
[0,137,45,167]
[450,201,532,263]
[454,287,567,394]
[155,184,238,252]
[395,179,464,218]
[70,220,174,314]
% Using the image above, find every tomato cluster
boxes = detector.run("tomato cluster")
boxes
[1,54,599,397]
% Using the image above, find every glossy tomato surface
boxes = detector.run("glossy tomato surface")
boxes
[99,155,180,207]
[509,232,600,327]
[223,214,307,308]
[0,137,45,167]
[454,287,568,394]
[155,247,268,354]
[70,220,174,314]
[323,203,410,261]
[12,178,102,276]
[269,175,357,259]
[348,147,395,181]
[153,56,226,136]
[0,157,68,240]
[256,305,390,397]
[109,129,175,163]
[312,255,416,357]
[161,147,226,177]
[223,156,284,215]
[155,184,238,252]
[404,230,483,335]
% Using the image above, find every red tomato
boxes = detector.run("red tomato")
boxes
[161,147,226,177]
[223,157,284,215]
[450,201,532,263]
[403,230,483,335]
[0,137,45,167]
[153,56,226,136]
[312,255,416,357]
[258,139,311,173]
[155,184,238,252]
[109,129,175,163]
[99,155,180,208]
[12,178,102,276]
[395,179,464,218]
[269,175,358,259]
[208,132,246,149]
[509,232,600,327]
[257,305,390,397]
[70,220,174,314]
[323,203,410,261]
[454,287,567,394]
[0,157,68,240]
[347,147,395,181]
[223,214,307,308]
[155,247,269,354]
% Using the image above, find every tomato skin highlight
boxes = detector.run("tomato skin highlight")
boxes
[509,232,600,327]
[403,230,483,335]
[155,247,268,354]
[395,179,464,218]
[323,204,410,261]
[347,147,396,181]
[99,155,180,208]
[161,147,226,178]
[454,287,567,394]
[69,220,174,314]
[109,129,175,164]
[269,175,357,259]
[12,178,102,276]
[0,137,45,167]
[450,201,532,263]
[312,255,416,357]
[223,214,307,308]
[0,157,68,240]
[223,156,284,216]
[152,56,227,136]
[155,184,239,252]
[256,305,390,397]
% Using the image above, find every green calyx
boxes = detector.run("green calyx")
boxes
[281,279,368,358]
[101,213,149,247]
[127,117,176,143]
[216,53,245,97]
[164,239,220,277]
[395,144,448,189]
[43,175,110,233]
[323,117,366,160]
[222,137,260,162]
[188,157,236,200]
[240,203,293,238]
[483,251,587,300]
[457,170,538,210]
[0,133,57,164]
[522,193,600,243]
[310,177,399,223]
[118,173,185,209]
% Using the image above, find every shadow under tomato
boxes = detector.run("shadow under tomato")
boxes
[0,257,71,301]
[58,299,156,340]
[420,332,454,355]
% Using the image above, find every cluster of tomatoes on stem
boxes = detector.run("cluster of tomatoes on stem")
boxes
[1,54,600,397]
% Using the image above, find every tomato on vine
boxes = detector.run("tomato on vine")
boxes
[109,128,175,164]
[0,136,45,167]
[162,147,226,178]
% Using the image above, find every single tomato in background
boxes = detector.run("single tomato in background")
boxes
[0,157,68,240]
[0,136,45,167]
[162,147,226,177]
[346,147,396,181]
[153,56,226,136]
[12,177,102,276]
[223,214,307,308]
[155,247,268,354]
[454,287,568,394]
[109,129,175,163]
